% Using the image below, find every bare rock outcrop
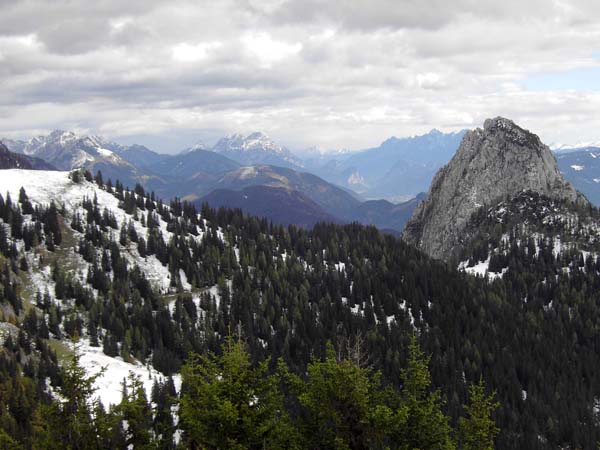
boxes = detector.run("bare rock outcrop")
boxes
[402,117,586,260]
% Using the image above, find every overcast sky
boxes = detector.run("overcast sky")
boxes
[1,0,599,153]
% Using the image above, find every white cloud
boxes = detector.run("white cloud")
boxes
[0,0,599,151]
[172,41,223,62]
[241,32,302,67]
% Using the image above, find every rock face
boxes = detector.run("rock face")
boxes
[402,117,586,261]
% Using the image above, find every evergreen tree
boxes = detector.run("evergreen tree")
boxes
[458,379,499,450]
[180,336,297,450]
[39,351,106,449]
[115,374,154,449]
[298,342,398,450]
[394,336,455,450]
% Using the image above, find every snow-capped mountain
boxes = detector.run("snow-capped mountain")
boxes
[180,141,209,154]
[212,132,304,169]
[4,130,129,170]
[0,141,56,170]
[1,130,170,192]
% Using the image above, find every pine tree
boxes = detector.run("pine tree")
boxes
[394,335,456,450]
[39,351,106,449]
[115,374,154,449]
[179,336,297,450]
[298,342,398,450]
[458,379,499,450]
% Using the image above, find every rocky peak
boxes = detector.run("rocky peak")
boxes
[402,117,586,261]
[482,117,541,147]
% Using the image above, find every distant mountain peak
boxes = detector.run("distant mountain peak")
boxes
[213,132,303,168]
[47,129,74,138]
[216,132,282,153]
[0,141,56,170]
[182,141,209,154]
[2,129,131,171]
[246,131,269,140]
[550,140,600,151]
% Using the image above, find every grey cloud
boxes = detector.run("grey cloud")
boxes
[265,0,587,31]
[1,0,600,150]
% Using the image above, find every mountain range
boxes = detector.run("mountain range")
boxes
[0,141,56,170]
[306,129,468,201]
[1,130,428,231]
[3,116,600,448]
[212,132,304,169]
[4,126,600,235]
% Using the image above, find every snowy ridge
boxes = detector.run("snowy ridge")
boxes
[0,169,190,293]
[460,191,600,282]
[2,130,135,171]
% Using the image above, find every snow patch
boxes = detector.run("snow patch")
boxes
[97,148,114,157]
[71,340,181,408]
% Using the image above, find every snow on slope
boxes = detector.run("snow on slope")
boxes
[72,340,181,407]
[0,169,187,404]
[0,169,239,408]
[459,257,506,280]
[0,169,175,292]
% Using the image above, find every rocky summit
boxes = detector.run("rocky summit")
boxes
[402,117,586,261]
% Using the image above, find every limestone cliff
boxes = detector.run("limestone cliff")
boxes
[402,117,585,260]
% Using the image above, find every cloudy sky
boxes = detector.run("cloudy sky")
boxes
[1,0,599,153]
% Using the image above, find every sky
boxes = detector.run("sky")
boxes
[1,0,600,153]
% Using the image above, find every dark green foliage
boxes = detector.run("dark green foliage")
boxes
[180,337,297,450]
[459,380,500,450]
[297,342,398,450]
[39,352,105,449]
[1,179,598,449]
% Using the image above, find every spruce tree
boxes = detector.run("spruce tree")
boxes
[394,336,456,450]
[179,336,297,450]
[458,379,499,450]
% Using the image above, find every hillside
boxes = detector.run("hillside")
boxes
[0,167,599,447]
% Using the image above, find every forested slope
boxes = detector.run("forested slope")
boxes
[0,168,597,448]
